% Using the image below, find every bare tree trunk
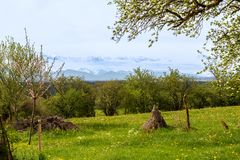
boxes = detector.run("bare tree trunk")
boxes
[28,97,36,145]
[0,116,13,160]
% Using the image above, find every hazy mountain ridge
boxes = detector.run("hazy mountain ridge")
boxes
[51,56,205,73]
[61,69,214,81]
[50,56,213,81]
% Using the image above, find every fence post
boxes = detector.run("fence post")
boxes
[183,94,190,131]
[38,119,42,152]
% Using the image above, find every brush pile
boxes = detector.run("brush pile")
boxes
[14,116,78,131]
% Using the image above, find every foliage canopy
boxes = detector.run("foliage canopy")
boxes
[111,0,240,46]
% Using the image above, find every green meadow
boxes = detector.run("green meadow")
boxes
[12,106,240,160]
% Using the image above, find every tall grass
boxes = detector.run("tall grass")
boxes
[13,106,240,159]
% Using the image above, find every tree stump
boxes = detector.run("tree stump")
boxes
[142,106,167,132]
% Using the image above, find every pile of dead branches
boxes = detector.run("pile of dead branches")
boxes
[14,116,78,131]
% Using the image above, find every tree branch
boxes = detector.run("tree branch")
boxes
[166,9,183,20]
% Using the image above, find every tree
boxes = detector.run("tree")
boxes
[0,38,30,121]
[201,15,240,98]
[163,69,195,110]
[163,69,195,130]
[50,76,95,118]
[17,32,64,145]
[50,88,94,118]
[163,69,183,111]
[111,0,240,93]
[122,68,160,113]
[188,83,213,108]
[95,80,122,116]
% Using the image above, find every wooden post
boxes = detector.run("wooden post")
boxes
[183,95,190,130]
[38,119,42,152]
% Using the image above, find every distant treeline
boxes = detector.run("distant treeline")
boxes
[1,67,239,120]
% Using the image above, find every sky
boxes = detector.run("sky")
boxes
[0,0,209,73]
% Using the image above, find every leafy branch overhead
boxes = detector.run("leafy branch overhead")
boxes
[111,0,240,46]
[111,0,240,97]
[201,15,240,95]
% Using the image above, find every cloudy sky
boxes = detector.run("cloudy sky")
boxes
[0,0,209,73]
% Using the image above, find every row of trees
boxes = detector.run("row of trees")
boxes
[0,34,239,120]
[95,68,240,116]
[1,61,239,120]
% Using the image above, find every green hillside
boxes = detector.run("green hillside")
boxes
[13,106,240,160]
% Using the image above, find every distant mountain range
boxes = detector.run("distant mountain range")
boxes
[48,56,214,81]
[51,56,205,73]
[61,69,214,81]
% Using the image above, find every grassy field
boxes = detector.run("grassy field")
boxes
[12,106,240,160]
